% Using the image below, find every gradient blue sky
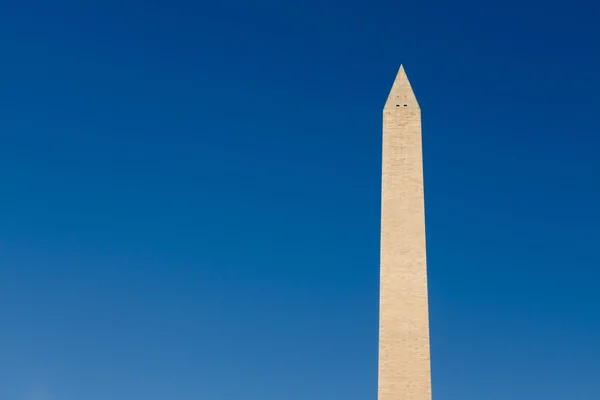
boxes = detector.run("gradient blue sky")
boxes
[1,1,599,399]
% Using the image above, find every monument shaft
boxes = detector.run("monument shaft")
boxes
[378,66,431,400]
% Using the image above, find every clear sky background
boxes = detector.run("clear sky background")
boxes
[0,1,599,399]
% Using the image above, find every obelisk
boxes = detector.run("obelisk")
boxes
[378,65,431,400]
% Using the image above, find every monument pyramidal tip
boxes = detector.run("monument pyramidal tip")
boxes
[378,64,431,400]
[384,65,419,110]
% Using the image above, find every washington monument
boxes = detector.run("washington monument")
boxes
[378,65,432,400]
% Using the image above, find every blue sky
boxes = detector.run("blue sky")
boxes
[0,0,599,399]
